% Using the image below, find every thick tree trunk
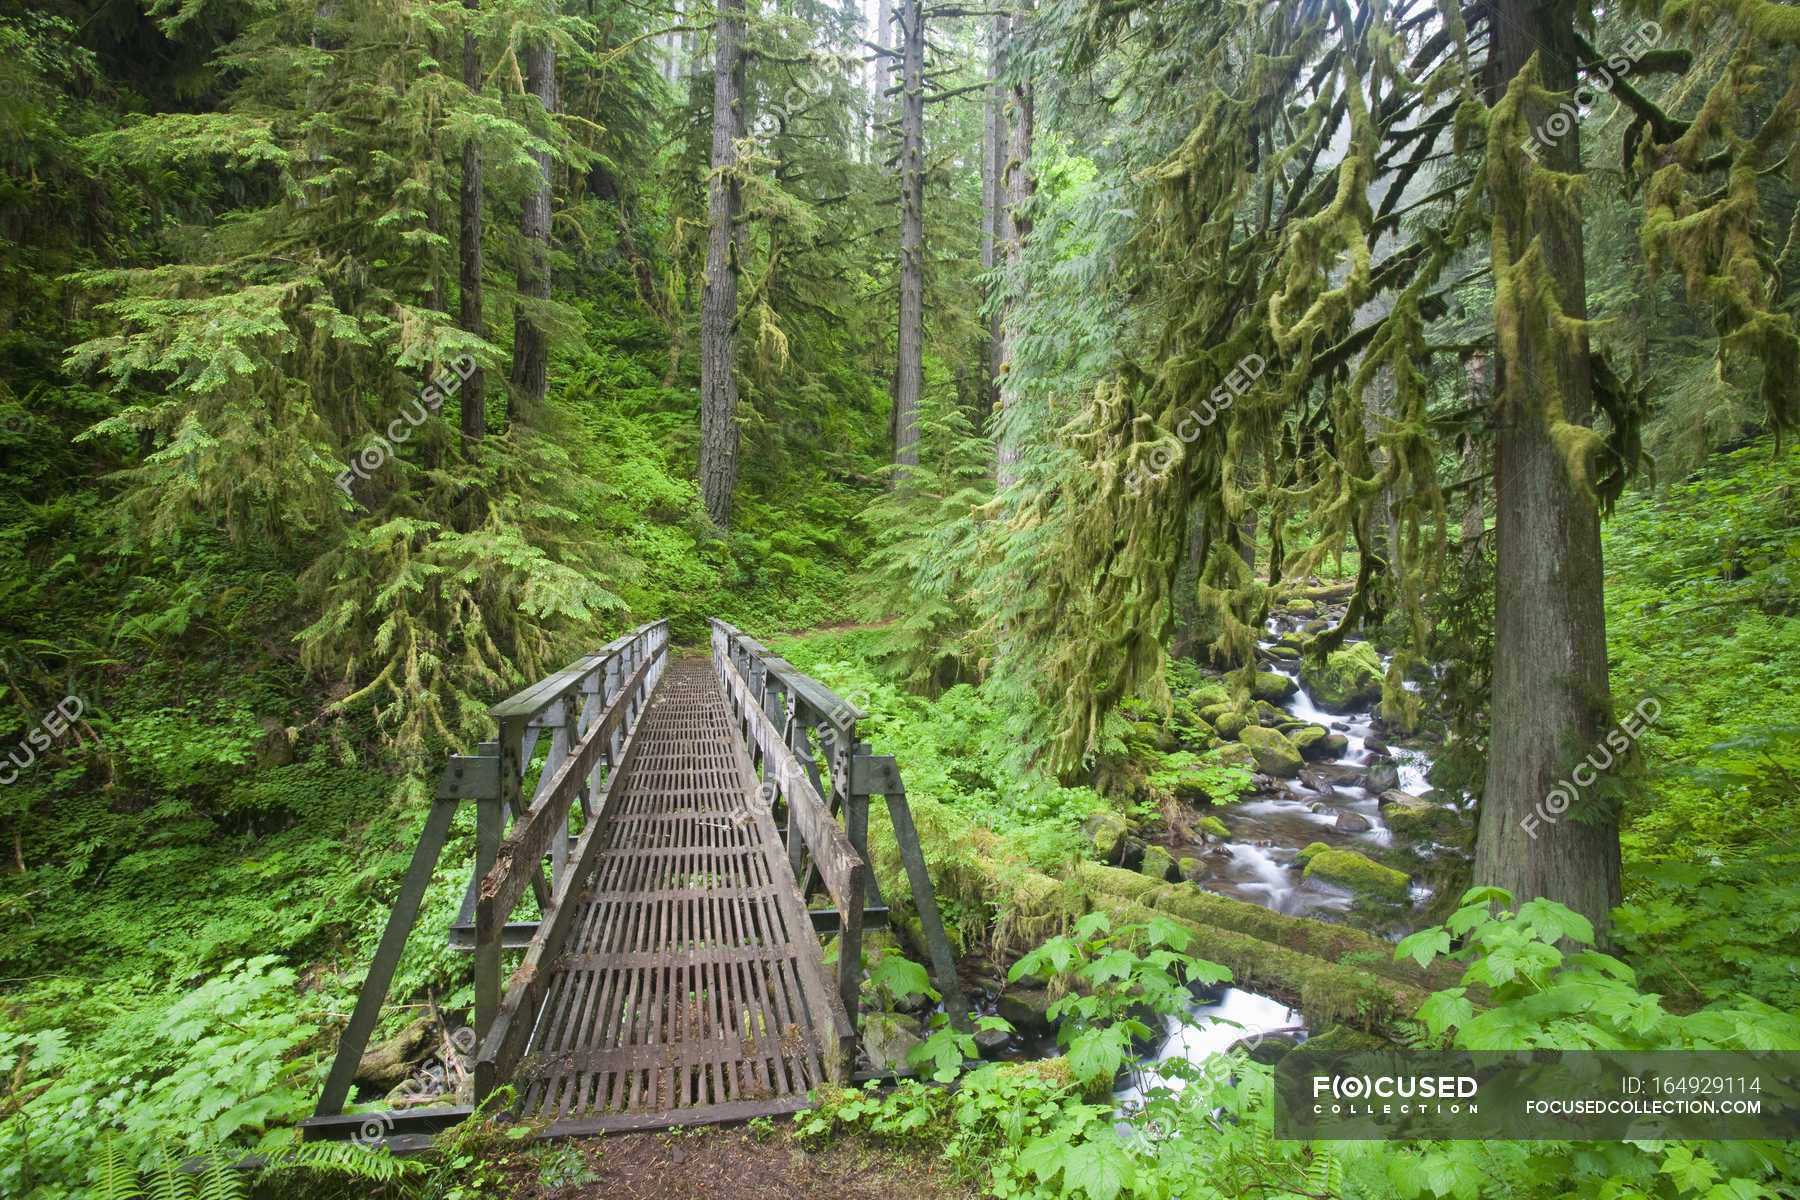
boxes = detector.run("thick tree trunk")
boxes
[509,37,556,423]
[1474,0,1619,931]
[993,39,1032,486]
[892,0,925,470]
[699,0,745,528]
[459,1,486,444]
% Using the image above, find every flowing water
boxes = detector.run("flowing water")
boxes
[1178,615,1438,920]
[1123,611,1446,1088]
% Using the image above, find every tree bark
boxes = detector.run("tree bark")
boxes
[459,0,486,444]
[877,0,895,131]
[993,28,1032,486]
[1474,0,1620,931]
[1459,352,1489,555]
[892,0,925,470]
[509,36,556,424]
[980,15,1003,425]
[699,0,746,528]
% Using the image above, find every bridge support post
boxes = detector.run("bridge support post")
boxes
[313,752,496,1117]
[855,750,971,1033]
[476,716,521,1063]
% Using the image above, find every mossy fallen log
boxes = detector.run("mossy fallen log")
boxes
[863,797,1436,1031]
[1067,863,1455,991]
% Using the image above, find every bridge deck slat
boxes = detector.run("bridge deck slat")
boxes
[516,659,831,1126]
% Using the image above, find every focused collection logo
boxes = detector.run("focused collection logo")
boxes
[1310,1073,1481,1115]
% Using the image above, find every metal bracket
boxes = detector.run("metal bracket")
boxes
[438,753,501,801]
[849,754,901,796]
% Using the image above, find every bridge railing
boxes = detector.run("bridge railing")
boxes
[307,619,669,1133]
[473,619,670,1097]
[708,619,968,1052]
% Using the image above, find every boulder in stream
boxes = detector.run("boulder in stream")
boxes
[1334,810,1373,833]
[1290,725,1347,761]
[1298,641,1384,711]
[1252,671,1298,702]
[1365,759,1401,793]
[1379,790,1464,842]
[1299,846,1411,905]
[1237,725,1304,777]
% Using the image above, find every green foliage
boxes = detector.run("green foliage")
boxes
[1009,912,1231,1090]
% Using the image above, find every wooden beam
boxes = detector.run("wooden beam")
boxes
[878,770,971,1033]
[315,794,461,1116]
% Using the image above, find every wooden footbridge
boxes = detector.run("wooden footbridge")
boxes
[304,620,965,1144]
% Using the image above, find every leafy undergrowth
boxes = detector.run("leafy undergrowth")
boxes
[800,894,1800,1200]
[774,626,1112,872]
[1604,438,1800,1009]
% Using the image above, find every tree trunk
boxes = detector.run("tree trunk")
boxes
[892,0,925,470]
[699,0,746,528]
[1171,505,1212,660]
[876,0,895,131]
[980,15,1003,426]
[1474,1,1619,931]
[1459,352,1489,555]
[994,33,1032,486]
[459,0,486,444]
[509,36,556,424]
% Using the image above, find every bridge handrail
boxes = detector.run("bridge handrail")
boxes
[473,619,670,1094]
[709,619,873,1030]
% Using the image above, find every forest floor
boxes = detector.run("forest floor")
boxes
[499,1126,974,1199]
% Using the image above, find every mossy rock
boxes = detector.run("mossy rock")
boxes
[1177,855,1202,880]
[1289,725,1330,759]
[1282,597,1319,616]
[1299,641,1384,712]
[1083,811,1131,864]
[1198,815,1231,841]
[1251,671,1298,702]
[1188,680,1232,709]
[862,1011,924,1072]
[997,986,1055,1035]
[1365,760,1401,793]
[1294,841,1330,868]
[1252,699,1288,725]
[1263,643,1300,661]
[1140,844,1176,881]
[1176,717,1216,752]
[1301,848,1411,904]
[1380,790,1465,842]
[1237,725,1303,777]
[1213,710,1249,739]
